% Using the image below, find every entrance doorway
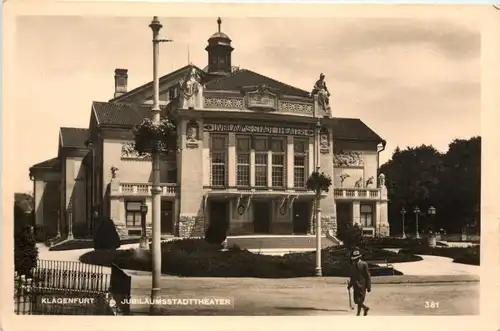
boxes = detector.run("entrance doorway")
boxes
[253,201,271,233]
[161,200,174,234]
[336,202,352,235]
[207,200,230,237]
[293,201,311,234]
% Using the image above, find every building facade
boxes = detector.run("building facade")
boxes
[29,19,390,242]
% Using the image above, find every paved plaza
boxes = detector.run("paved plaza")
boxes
[129,276,479,316]
[37,243,480,316]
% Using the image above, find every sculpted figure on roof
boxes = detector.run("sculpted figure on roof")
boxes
[312,73,331,111]
[179,68,201,99]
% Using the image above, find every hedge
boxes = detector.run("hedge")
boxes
[80,238,422,278]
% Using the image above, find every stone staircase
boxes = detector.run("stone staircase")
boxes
[227,234,341,251]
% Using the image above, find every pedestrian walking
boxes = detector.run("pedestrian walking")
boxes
[347,249,372,316]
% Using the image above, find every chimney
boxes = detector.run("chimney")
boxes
[114,68,128,98]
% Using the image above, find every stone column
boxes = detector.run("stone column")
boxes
[228,133,236,188]
[352,201,361,226]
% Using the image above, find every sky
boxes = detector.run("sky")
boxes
[13,14,481,192]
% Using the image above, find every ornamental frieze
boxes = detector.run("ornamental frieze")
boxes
[333,151,364,167]
[204,97,244,109]
[203,95,313,115]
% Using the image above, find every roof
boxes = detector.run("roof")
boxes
[326,117,384,142]
[91,101,383,142]
[208,32,231,41]
[204,69,311,98]
[92,101,171,126]
[109,64,205,103]
[30,157,60,170]
[60,127,89,148]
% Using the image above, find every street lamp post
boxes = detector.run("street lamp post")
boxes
[140,202,149,249]
[315,119,322,277]
[427,205,436,247]
[414,206,420,239]
[148,16,172,315]
[400,207,406,239]
[428,206,436,231]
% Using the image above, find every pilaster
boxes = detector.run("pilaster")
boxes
[352,201,361,226]
[286,136,294,188]
[228,133,236,187]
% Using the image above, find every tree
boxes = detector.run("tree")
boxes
[379,137,481,235]
[379,145,443,235]
[93,215,121,250]
[14,194,38,275]
[437,137,481,233]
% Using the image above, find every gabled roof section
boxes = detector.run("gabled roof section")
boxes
[92,101,171,127]
[204,68,311,98]
[328,117,383,142]
[30,157,61,170]
[59,127,89,148]
[108,64,206,103]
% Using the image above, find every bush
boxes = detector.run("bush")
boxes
[399,246,480,266]
[204,224,227,245]
[80,238,422,278]
[93,216,121,250]
[337,223,365,249]
[15,224,38,276]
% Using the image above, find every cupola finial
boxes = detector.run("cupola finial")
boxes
[217,17,222,32]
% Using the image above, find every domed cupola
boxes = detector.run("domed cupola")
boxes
[205,17,234,75]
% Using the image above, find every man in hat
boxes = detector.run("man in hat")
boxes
[347,249,372,316]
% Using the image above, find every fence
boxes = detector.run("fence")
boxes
[109,263,132,315]
[14,259,113,315]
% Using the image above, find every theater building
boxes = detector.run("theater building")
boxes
[29,18,390,242]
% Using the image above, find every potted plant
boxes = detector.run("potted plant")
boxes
[132,118,177,155]
[306,171,333,197]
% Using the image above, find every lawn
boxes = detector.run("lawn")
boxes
[79,238,422,278]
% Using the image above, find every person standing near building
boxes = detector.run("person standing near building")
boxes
[347,249,372,316]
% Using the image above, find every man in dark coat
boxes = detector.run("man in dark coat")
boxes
[347,249,372,316]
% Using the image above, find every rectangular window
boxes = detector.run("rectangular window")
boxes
[293,139,308,188]
[236,136,250,186]
[210,135,227,187]
[271,137,285,187]
[360,204,374,227]
[254,137,268,187]
[125,201,143,228]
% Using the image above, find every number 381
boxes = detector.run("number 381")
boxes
[425,301,440,308]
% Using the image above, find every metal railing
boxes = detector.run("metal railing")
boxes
[14,260,113,315]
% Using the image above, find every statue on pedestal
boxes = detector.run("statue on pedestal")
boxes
[312,73,331,111]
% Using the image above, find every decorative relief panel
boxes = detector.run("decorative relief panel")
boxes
[279,102,313,115]
[319,128,330,154]
[186,120,200,148]
[245,85,278,111]
[204,97,244,109]
[121,142,149,160]
[333,151,364,167]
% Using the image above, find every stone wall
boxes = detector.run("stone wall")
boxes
[321,215,337,235]
[178,216,205,237]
